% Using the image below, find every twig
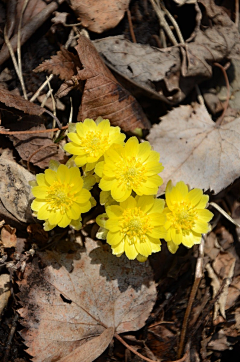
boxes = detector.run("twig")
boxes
[149,0,178,46]
[30,74,54,102]
[210,202,240,228]
[166,350,189,362]
[127,9,137,43]
[177,238,204,359]
[16,0,30,100]
[235,0,239,29]
[27,144,59,170]
[3,313,19,362]
[0,0,65,66]
[160,2,184,43]
[3,27,28,100]
[114,333,158,362]
[214,62,230,126]
[0,125,68,136]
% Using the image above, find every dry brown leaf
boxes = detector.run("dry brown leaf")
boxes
[8,121,66,169]
[0,88,44,116]
[1,225,17,248]
[35,35,150,133]
[0,152,34,225]
[69,0,130,33]
[18,238,156,362]
[0,274,11,316]
[147,103,240,194]
[34,47,81,81]
[94,1,240,104]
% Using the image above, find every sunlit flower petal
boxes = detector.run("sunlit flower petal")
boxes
[31,164,93,231]
[163,181,213,254]
[99,137,163,202]
[97,195,166,261]
[64,118,125,167]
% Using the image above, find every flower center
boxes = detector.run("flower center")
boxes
[167,201,197,233]
[119,207,152,244]
[81,131,110,158]
[116,157,147,188]
[46,181,74,213]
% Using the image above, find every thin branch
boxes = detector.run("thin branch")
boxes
[127,9,137,43]
[177,238,204,359]
[149,0,178,46]
[0,125,68,136]
[30,74,54,102]
[235,0,239,29]
[214,62,230,126]
[27,144,58,170]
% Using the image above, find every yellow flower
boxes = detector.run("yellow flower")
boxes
[96,195,166,262]
[163,181,213,254]
[95,137,164,202]
[64,118,125,169]
[31,164,92,231]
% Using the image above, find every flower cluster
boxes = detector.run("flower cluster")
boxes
[30,117,213,261]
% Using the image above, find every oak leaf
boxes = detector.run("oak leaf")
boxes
[18,238,156,362]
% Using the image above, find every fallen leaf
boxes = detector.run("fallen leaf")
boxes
[34,47,81,81]
[7,117,67,169]
[0,274,11,315]
[94,0,240,104]
[0,87,44,116]
[69,0,130,33]
[35,35,150,133]
[147,103,240,194]
[1,225,17,248]
[18,238,156,362]
[0,152,34,225]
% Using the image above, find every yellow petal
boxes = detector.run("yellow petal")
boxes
[97,119,110,131]
[48,211,62,225]
[99,177,113,191]
[192,220,209,233]
[75,189,91,203]
[197,209,213,222]
[57,164,70,183]
[196,195,209,209]
[105,219,120,232]
[145,162,163,176]
[58,213,71,228]
[107,231,123,245]
[135,239,152,257]
[124,137,139,158]
[64,142,85,156]
[78,200,91,213]
[149,213,166,226]
[149,198,165,213]
[120,196,136,210]
[138,141,151,161]
[36,174,48,186]
[175,181,188,197]
[37,204,51,220]
[124,240,138,260]
[31,199,46,212]
[112,241,125,255]
[95,161,104,177]
[45,169,57,184]
[148,226,166,239]
[31,186,48,199]
[66,202,81,220]
[187,189,203,207]
[136,195,155,213]
[74,155,87,166]
[167,240,179,254]
[106,205,123,218]
[68,132,81,144]
[112,183,130,202]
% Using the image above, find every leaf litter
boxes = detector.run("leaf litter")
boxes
[18,238,156,362]
[0,0,240,361]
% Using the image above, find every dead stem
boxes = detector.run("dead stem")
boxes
[27,144,59,171]
[214,62,230,126]
[177,238,204,359]
[127,9,137,43]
